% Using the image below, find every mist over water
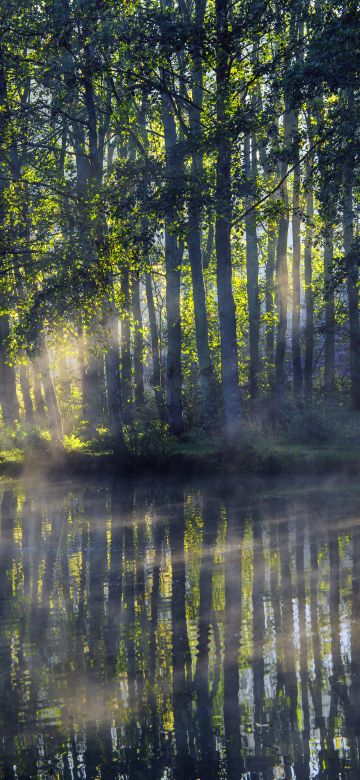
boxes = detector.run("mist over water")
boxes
[0,476,359,779]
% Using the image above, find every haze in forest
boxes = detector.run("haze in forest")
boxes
[0,0,359,468]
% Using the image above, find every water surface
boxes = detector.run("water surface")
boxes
[0,475,359,779]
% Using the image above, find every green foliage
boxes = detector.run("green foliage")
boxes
[0,0,359,464]
[283,405,334,446]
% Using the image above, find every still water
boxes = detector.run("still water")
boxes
[0,475,359,779]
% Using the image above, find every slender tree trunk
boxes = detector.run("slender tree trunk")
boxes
[0,313,18,425]
[38,335,63,439]
[132,272,145,409]
[82,346,105,434]
[187,0,217,424]
[33,365,46,421]
[292,115,303,400]
[145,272,164,415]
[313,89,336,400]
[244,133,260,399]
[162,92,184,435]
[274,196,289,394]
[342,79,360,411]
[78,328,88,425]
[215,0,241,437]
[343,161,360,410]
[304,176,314,402]
[0,51,18,425]
[275,108,291,400]
[324,228,335,396]
[165,229,183,435]
[19,365,34,423]
[104,303,125,452]
[120,268,133,424]
[188,213,218,424]
[266,226,276,377]
[73,116,104,434]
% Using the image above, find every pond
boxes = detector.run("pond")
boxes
[0,475,359,779]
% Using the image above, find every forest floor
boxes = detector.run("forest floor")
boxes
[60,438,360,477]
[1,430,360,479]
[0,404,359,479]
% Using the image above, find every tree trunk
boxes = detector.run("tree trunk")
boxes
[275,110,291,399]
[343,80,360,411]
[187,0,217,424]
[0,52,18,426]
[266,227,276,379]
[33,365,46,421]
[132,272,145,409]
[313,89,336,400]
[304,177,314,402]
[215,0,241,437]
[82,343,105,435]
[37,335,63,439]
[165,229,183,435]
[324,228,335,396]
[104,308,125,452]
[162,91,184,436]
[19,364,34,423]
[292,115,303,401]
[244,133,260,399]
[0,313,19,425]
[145,272,164,415]
[274,204,289,396]
[120,268,133,424]
[343,160,360,410]
[188,210,218,424]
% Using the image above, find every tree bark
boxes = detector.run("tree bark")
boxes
[215,0,241,437]
[0,313,19,425]
[162,91,184,435]
[104,308,125,452]
[37,334,63,439]
[304,174,314,402]
[132,272,145,409]
[83,345,106,435]
[275,109,291,399]
[324,228,335,396]
[145,272,164,415]
[19,364,34,423]
[292,114,303,401]
[120,268,133,424]
[187,0,217,424]
[244,133,260,399]
[266,227,277,379]
[343,137,360,410]
[33,365,46,421]
[0,49,18,425]
[164,228,183,435]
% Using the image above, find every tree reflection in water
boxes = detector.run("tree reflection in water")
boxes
[0,477,359,779]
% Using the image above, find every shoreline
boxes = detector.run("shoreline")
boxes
[1,440,360,480]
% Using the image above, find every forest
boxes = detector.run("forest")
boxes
[0,0,359,468]
[2,3,360,775]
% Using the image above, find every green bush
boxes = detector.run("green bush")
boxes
[128,419,172,462]
[284,406,333,445]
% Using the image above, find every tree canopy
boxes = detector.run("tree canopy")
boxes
[0,0,359,454]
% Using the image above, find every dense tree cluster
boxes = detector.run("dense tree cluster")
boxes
[0,0,359,450]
